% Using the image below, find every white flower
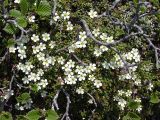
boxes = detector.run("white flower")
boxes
[76,87,84,94]
[19,106,24,111]
[100,45,108,52]
[75,66,84,74]
[17,63,24,71]
[94,80,102,88]
[57,56,65,65]
[88,99,93,104]
[148,82,153,91]
[37,69,44,76]
[92,28,100,37]
[123,73,132,80]
[133,55,140,62]
[61,11,70,20]
[51,56,56,65]
[100,33,107,40]
[125,90,132,97]
[79,31,87,41]
[64,60,75,68]
[137,105,142,112]
[39,79,48,88]
[14,0,20,3]
[17,44,26,54]
[28,15,35,23]
[53,13,60,21]
[32,46,40,54]
[68,44,76,53]
[77,73,86,81]
[18,51,26,59]
[118,90,124,96]
[125,53,133,60]
[106,36,114,43]
[42,33,50,41]
[37,52,45,61]
[88,10,98,18]
[118,98,127,110]
[134,79,141,86]
[67,21,73,30]
[22,77,29,84]
[94,48,102,57]
[23,62,34,74]
[88,63,96,72]
[42,57,52,67]
[88,75,96,81]
[135,98,141,103]
[64,75,77,85]
[49,41,56,49]
[31,34,39,42]
[9,46,16,53]
[28,72,40,82]
[102,61,110,69]
[38,43,46,51]
[75,40,87,48]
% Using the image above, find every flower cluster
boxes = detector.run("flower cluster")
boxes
[53,11,74,31]
[102,48,141,70]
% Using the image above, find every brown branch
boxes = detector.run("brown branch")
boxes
[0,50,8,64]
[87,93,97,120]
[61,88,71,120]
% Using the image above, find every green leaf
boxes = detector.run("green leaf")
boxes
[16,17,28,28]
[128,101,140,110]
[128,112,140,120]
[150,94,160,104]
[20,0,29,14]
[123,112,141,120]
[26,109,41,120]
[151,0,160,7]
[36,1,51,16]
[31,84,38,92]
[46,109,59,120]
[9,9,23,18]
[4,0,9,7]
[0,112,12,120]
[3,23,17,34]
[36,0,42,8]
[7,39,16,47]
[27,0,36,6]
[17,115,28,120]
[133,0,138,5]
[17,93,30,104]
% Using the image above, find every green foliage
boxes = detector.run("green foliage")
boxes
[17,93,31,104]
[17,115,28,120]
[7,39,16,47]
[150,94,160,104]
[16,17,28,28]
[46,109,59,120]
[9,9,23,18]
[36,1,51,16]
[31,84,38,92]
[9,9,27,28]
[27,0,36,7]
[0,112,12,120]
[26,109,41,120]
[123,112,140,120]
[128,101,140,110]
[3,23,17,34]
[0,0,160,120]
[20,0,29,14]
